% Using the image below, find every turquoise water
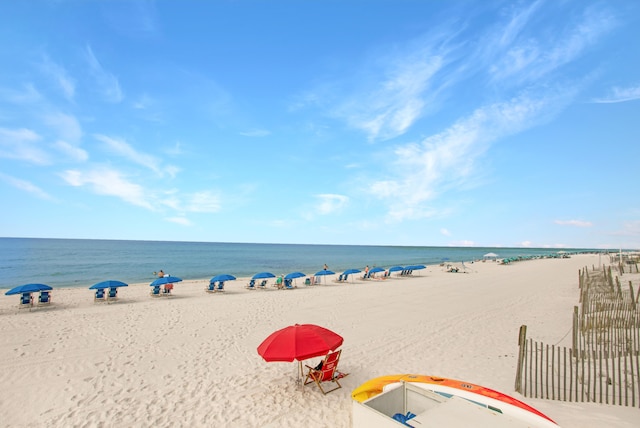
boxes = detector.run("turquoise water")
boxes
[0,238,596,289]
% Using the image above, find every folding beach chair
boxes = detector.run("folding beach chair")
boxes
[150,285,162,297]
[37,291,52,307]
[303,350,344,394]
[246,279,256,290]
[94,288,106,302]
[19,292,33,310]
[106,287,118,303]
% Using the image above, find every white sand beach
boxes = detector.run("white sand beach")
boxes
[1,254,638,427]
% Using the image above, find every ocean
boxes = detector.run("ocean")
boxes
[0,237,595,289]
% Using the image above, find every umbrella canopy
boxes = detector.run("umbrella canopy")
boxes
[388,266,404,273]
[342,268,361,275]
[5,283,52,295]
[252,272,276,280]
[89,280,128,289]
[284,272,306,280]
[314,270,335,276]
[405,264,426,270]
[369,267,385,274]
[257,323,343,362]
[150,276,183,286]
[210,274,236,283]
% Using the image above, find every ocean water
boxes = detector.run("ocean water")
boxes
[0,238,594,290]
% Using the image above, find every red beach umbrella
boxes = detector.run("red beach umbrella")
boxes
[257,324,344,381]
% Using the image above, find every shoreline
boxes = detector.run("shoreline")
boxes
[1,254,638,427]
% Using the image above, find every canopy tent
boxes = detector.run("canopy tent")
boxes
[483,252,498,261]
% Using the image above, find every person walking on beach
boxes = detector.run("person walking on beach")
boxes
[364,265,369,279]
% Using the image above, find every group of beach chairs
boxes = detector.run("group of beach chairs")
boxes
[149,284,174,297]
[205,281,226,293]
[245,278,296,290]
[93,287,121,303]
[18,291,52,311]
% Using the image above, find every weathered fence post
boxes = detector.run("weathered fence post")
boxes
[515,325,527,393]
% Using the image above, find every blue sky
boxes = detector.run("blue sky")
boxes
[1,1,639,249]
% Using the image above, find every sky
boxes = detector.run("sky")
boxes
[0,0,639,249]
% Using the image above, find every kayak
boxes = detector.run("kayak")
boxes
[352,374,558,427]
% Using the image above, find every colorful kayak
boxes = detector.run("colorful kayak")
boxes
[352,374,558,427]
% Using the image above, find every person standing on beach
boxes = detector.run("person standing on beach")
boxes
[323,263,328,271]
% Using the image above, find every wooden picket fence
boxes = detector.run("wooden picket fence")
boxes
[515,265,640,407]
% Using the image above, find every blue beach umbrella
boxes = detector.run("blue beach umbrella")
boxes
[388,266,404,273]
[89,280,128,289]
[210,274,236,283]
[284,272,306,280]
[150,276,183,286]
[369,267,385,274]
[405,264,426,270]
[5,283,52,295]
[252,272,276,280]
[341,268,361,283]
[313,270,335,284]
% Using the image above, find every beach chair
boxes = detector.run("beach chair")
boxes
[257,280,268,289]
[303,350,343,394]
[246,279,256,290]
[37,291,52,307]
[216,281,225,291]
[206,282,216,293]
[107,287,118,303]
[284,278,295,289]
[150,285,162,297]
[163,283,173,296]
[19,292,33,309]
[94,288,106,302]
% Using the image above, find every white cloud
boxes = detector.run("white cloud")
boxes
[338,51,445,142]
[440,228,451,236]
[373,89,573,221]
[555,219,593,227]
[449,240,475,247]
[488,3,617,84]
[592,85,640,104]
[185,191,221,213]
[132,93,154,110]
[165,216,191,226]
[0,172,55,201]
[0,127,49,165]
[41,55,75,101]
[53,140,88,162]
[315,194,349,215]
[85,45,123,103]
[94,134,162,175]
[0,83,42,104]
[239,129,271,137]
[44,111,82,143]
[60,167,153,210]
